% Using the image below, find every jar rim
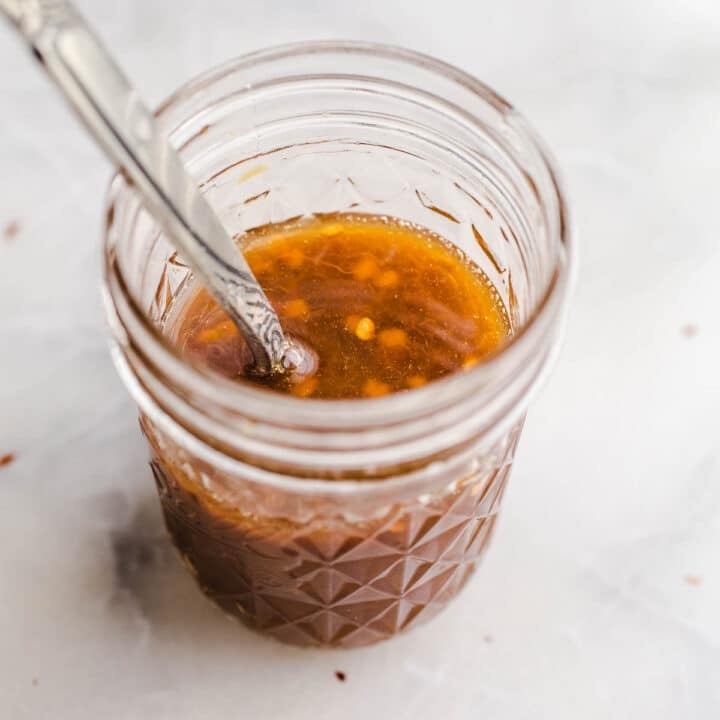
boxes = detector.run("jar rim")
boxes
[104,40,575,438]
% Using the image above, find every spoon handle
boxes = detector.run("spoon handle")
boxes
[1,0,288,374]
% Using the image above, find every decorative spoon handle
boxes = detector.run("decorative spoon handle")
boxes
[1,0,288,374]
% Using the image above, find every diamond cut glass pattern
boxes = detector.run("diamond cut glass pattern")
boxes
[146,421,520,648]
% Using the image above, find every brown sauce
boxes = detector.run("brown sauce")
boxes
[173,213,509,398]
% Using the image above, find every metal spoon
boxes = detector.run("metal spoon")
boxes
[1,0,291,375]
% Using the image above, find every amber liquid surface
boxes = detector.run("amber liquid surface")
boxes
[173,213,509,398]
[150,213,515,647]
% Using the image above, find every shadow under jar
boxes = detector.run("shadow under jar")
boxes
[103,42,574,648]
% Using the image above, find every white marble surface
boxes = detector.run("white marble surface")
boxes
[1,1,719,717]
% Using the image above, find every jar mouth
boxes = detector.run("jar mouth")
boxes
[104,40,575,436]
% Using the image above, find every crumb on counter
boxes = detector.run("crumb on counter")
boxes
[0,453,16,468]
[3,219,20,240]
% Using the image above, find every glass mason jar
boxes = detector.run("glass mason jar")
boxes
[102,42,574,648]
